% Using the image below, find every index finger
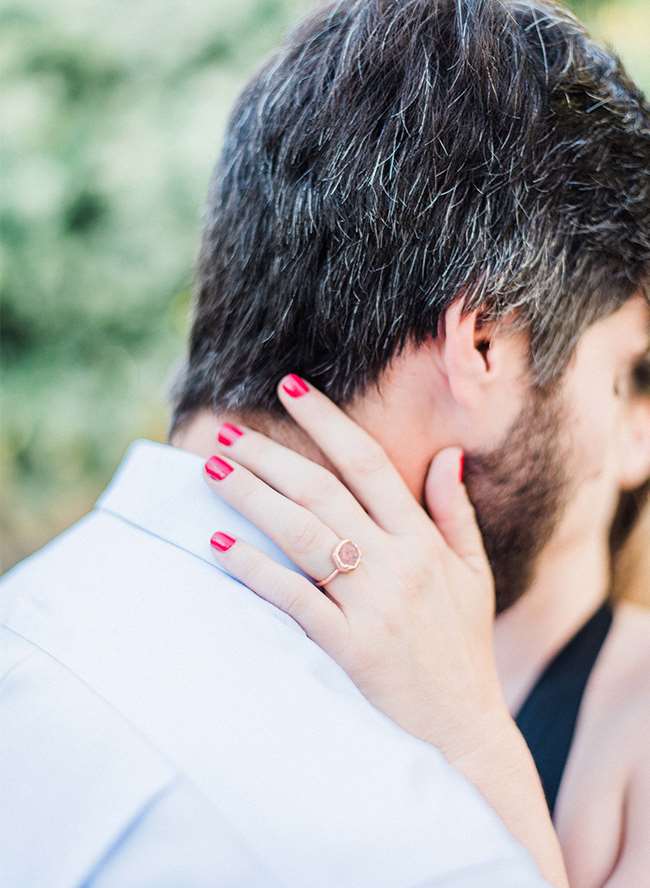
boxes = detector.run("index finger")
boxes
[277,374,428,535]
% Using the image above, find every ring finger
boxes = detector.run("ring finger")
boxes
[203,453,370,590]
[209,533,348,648]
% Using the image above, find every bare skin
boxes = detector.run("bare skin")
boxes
[559,602,650,888]
[182,400,650,886]
[180,385,568,887]
[174,294,650,887]
[497,595,650,888]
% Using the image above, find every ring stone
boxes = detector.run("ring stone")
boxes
[333,539,362,572]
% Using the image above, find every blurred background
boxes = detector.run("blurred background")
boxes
[1,0,649,573]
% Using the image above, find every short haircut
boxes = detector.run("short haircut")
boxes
[170,0,650,431]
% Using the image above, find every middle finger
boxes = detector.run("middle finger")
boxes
[214,422,378,544]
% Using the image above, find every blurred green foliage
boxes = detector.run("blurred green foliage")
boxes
[1,0,649,571]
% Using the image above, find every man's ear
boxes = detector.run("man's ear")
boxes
[438,299,513,409]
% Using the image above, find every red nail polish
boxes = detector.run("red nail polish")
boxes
[205,455,234,481]
[458,452,465,484]
[281,373,310,398]
[217,422,244,446]
[211,531,236,552]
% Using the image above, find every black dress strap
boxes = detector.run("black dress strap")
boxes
[514,601,614,817]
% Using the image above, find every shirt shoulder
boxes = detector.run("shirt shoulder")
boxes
[1,507,546,887]
[0,625,174,886]
[0,627,277,887]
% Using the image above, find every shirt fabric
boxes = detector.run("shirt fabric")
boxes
[0,439,550,887]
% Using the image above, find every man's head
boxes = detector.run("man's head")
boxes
[171,0,650,610]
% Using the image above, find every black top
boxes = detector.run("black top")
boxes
[515,601,614,817]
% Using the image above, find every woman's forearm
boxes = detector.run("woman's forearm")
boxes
[441,709,568,888]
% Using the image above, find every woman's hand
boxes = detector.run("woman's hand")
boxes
[202,377,569,888]
[203,373,505,760]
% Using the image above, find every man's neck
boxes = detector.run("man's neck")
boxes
[171,407,331,468]
[170,369,441,502]
[494,532,612,714]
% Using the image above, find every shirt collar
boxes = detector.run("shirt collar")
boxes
[95,438,300,594]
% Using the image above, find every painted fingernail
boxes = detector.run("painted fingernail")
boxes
[281,373,310,398]
[205,455,234,481]
[217,423,244,446]
[458,451,465,484]
[211,531,236,552]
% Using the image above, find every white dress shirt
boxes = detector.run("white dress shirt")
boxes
[0,439,549,887]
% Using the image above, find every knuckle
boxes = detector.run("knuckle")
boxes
[241,552,266,590]
[234,472,260,510]
[295,466,340,510]
[398,551,437,601]
[289,512,325,556]
[346,442,387,477]
[314,466,341,500]
[275,581,306,619]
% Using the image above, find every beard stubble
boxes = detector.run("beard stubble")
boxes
[464,386,574,614]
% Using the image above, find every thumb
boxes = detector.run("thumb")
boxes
[424,448,488,573]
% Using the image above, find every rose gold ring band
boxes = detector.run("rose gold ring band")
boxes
[315,567,344,587]
[314,538,362,588]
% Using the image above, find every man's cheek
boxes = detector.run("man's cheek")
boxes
[568,397,616,483]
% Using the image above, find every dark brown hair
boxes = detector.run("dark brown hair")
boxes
[171,0,650,432]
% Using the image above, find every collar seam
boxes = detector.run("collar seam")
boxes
[94,504,222,576]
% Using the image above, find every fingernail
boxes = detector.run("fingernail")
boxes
[217,422,244,446]
[281,373,310,398]
[458,451,465,484]
[205,455,234,481]
[211,531,236,552]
